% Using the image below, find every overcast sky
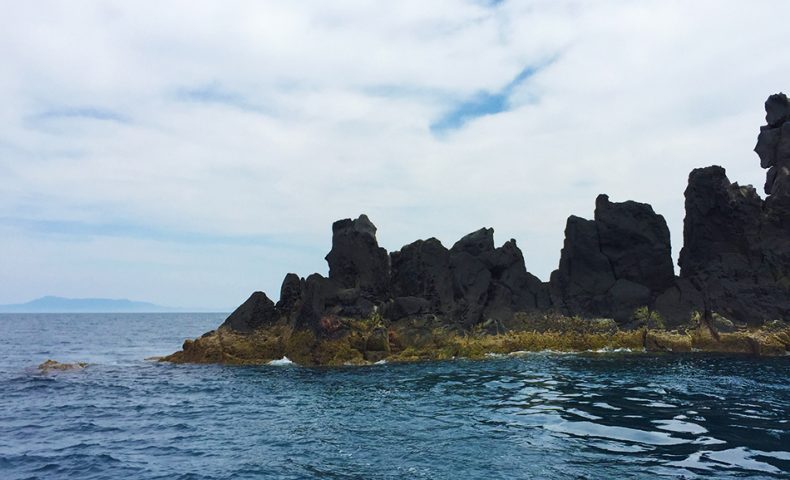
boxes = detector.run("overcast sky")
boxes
[1,1,788,309]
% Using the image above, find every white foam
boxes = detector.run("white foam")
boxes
[268,357,294,366]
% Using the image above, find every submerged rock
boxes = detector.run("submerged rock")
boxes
[38,359,88,372]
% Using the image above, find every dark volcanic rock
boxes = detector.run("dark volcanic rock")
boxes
[481,239,551,314]
[677,163,790,325]
[388,227,549,327]
[755,93,790,201]
[449,230,548,327]
[276,273,303,313]
[294,273,339,331]
[450,228,495,257]
[384,296,432,320]
[677,166,763,279]
[550,216,616,317]
[325,214,390,299]
[765,92,790,128]
[390,238,454,313]
[211,93,790,341]
[595,195,675,293]
[222,291,278,333]
[550,196,674,323]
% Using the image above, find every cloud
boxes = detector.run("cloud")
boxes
[0,0,789,307]
[31,106,129,123]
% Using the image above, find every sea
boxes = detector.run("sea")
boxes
[0,313,788,479]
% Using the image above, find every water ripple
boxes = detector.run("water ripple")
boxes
[0,313,788,479]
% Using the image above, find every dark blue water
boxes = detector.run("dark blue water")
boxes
[0,314,788,479]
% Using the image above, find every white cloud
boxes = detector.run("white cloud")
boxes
[1,0,788,307]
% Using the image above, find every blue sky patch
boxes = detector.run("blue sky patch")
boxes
[430,63,546,135]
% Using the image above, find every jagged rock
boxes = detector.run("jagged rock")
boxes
[389,231,548,326]
[595,195,675,293]
[276,273,303,313]
[164,93,790,365]
[389,238,454,313]
[222,291,278,333]
[325,214,390,299]
[550,216,616,317]
[765,92,790,128]
[481,239,550,315]
[449,230,549,326]
[450,228,495,257]
[678,166,762,279]
[755,126,790,197]
[550,196,674,323]
[677,164,790,324]
[449,250,491,327]
[294,274,338,330]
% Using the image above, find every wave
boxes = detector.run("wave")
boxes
[267,357,294,366]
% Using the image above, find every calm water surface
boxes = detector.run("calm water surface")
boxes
[0,313,788,479]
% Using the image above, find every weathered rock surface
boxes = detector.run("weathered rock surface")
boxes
[221,291,278,333]
[389,237,454,315]
[677,167,790,324]
[550,195,674,323]
[325,214,390,299]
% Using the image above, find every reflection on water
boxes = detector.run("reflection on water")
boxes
[0,314,788,479]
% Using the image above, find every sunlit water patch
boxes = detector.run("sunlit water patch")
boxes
[0,313,788,479]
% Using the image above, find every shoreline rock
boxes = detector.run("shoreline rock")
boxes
[164,93,790,366]
[162,316,790,366]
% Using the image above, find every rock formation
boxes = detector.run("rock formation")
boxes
[164,94,790,365]
[550,194,675,323]
[672,93,790,325]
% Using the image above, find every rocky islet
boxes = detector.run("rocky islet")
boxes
[165,94,790,365]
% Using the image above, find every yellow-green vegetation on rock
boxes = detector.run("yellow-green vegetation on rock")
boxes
[162,312,790,367]
[632,306,666,330]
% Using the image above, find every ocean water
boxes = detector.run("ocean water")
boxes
[0,313,788,479]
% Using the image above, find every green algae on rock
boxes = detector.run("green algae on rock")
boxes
[162,314,790,366]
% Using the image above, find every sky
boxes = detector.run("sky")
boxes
[1,0,789,310]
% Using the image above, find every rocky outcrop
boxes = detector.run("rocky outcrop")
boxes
[675,162,790,324]
[165,93,790,365]
[756,93,790,198]
[221,291,278,333]
[389,237,454,315]
[387,228,549,329]
[550,194,674,323]
[325,214,390,299]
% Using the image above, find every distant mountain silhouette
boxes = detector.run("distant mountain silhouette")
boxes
[0,296,190,313]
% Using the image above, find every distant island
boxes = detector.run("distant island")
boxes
[165,94,790,366]
[0,296,217,313]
